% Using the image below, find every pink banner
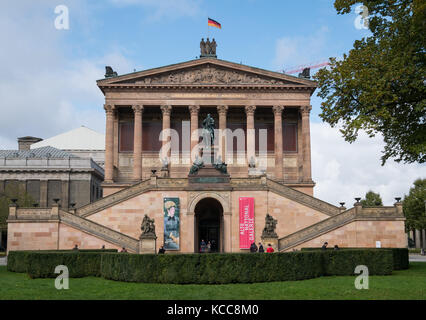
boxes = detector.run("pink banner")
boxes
[239,197,255,249]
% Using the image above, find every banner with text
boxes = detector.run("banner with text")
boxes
[239,197,255,249]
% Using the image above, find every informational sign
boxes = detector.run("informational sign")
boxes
[163,197,180,250]
[376,241,381,248]
[239,197,255,249]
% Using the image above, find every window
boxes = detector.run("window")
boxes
[119,122,134,152]
[283,123,297,152]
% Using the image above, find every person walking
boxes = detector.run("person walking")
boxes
[72,244,79,251]
[321,242,328,250]
[200,239,206,253]
[158,245,166,254]
[258,242,264,253]
[250,242,258,253]
[207,241,212,253]
[266,243,274,253]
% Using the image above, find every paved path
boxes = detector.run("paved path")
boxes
[409,254,426,262]
[0,257,7,266]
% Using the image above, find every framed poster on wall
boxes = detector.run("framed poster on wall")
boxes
[239,197,255,249]
[163,197,180,250]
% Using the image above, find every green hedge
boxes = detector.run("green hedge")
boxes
[7,251,103,278]
[7,249,395,284]
[301,247,409,270]
[101,252,324,284]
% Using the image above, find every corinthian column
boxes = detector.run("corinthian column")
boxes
[104,104,115,183]
[245,105,256,165]
[273,105,284,181]
[160,105,172,164]
[217,105,228,162]
[301,105,312,182]
[189,105,200,161]
[132,105,144,181]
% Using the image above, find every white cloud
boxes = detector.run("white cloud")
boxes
[273,26,329,71]
[311,123,425,206]
[0,1,134,149]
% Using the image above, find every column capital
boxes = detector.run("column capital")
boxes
[104,104,115,114]
[272,105,284,115]
[189,105,200,115]
[132,105,144,114]
[301,105,312,116]
[217,105,229,115]
[244,105,256,116]
[160,105,172,116]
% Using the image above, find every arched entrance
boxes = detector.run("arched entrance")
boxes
[194,198,223,253]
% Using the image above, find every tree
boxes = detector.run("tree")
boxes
[0,182,34,230]
[403,178,426,232]
[360,190,383,206]
[314,0,426,165]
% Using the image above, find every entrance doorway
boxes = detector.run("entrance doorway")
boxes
[194,198,223,253]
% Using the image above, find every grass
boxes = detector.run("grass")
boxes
[0,263,425,300]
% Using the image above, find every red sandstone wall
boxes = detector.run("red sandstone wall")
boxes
[289,220,407,251]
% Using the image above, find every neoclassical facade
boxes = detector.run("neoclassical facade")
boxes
[7,52,407,254]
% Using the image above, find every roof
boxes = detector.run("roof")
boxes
[31,126,105,151]
[97,57,318,94]
[0,146,77,159]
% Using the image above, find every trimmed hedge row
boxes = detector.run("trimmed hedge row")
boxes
[301,248,409,270]
[7,251,103,278]
[7,249,396,284]
[101,252,324,284]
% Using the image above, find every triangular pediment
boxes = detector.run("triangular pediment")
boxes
[97,58,316,88]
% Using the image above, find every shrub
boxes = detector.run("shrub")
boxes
[301,247,409,270]
[7,249,397,283]
[321,250,393,276]
[101,252,324,284]
[7,251,103,278]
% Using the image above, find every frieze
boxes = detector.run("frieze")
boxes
[131,65,293,86]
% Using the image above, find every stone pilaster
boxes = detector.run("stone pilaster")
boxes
[217,105,228,162]
[104,104,115,183]
[132,105,144,181]
[245,105,256,166]
[61,180,69,208]
[273,106,284,180]
[40,180,48,207]
[189,105,200,162]
[301,105,312,182]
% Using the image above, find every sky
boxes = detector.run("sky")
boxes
[0,0,424,206]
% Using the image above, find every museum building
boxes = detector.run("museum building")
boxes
[7,43,406,253]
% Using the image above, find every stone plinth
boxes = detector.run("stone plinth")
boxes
[139,235,157,254]
[261,237,278,252]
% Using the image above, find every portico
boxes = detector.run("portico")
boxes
[99,58,316,196]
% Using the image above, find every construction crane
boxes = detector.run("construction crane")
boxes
[278,60,330,78]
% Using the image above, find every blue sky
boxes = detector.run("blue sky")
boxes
[0,0,423,205]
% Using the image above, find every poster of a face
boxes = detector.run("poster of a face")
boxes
[163,197,180,250]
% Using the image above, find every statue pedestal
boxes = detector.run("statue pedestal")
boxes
[139,235,157,254]
[261,236,278,252]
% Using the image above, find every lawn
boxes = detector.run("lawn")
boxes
[0,263,425,300]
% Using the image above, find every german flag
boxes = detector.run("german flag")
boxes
[208,17,221,29]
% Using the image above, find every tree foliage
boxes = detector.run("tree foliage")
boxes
[361,190,383,206]
[314,0,426,164]
[403,178,426,231]
[0,182,34,229]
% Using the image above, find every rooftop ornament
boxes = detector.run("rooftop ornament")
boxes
[105,66,118,78]
[355,197,361,203]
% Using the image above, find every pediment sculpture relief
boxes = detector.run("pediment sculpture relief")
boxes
[133,66,290,85]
